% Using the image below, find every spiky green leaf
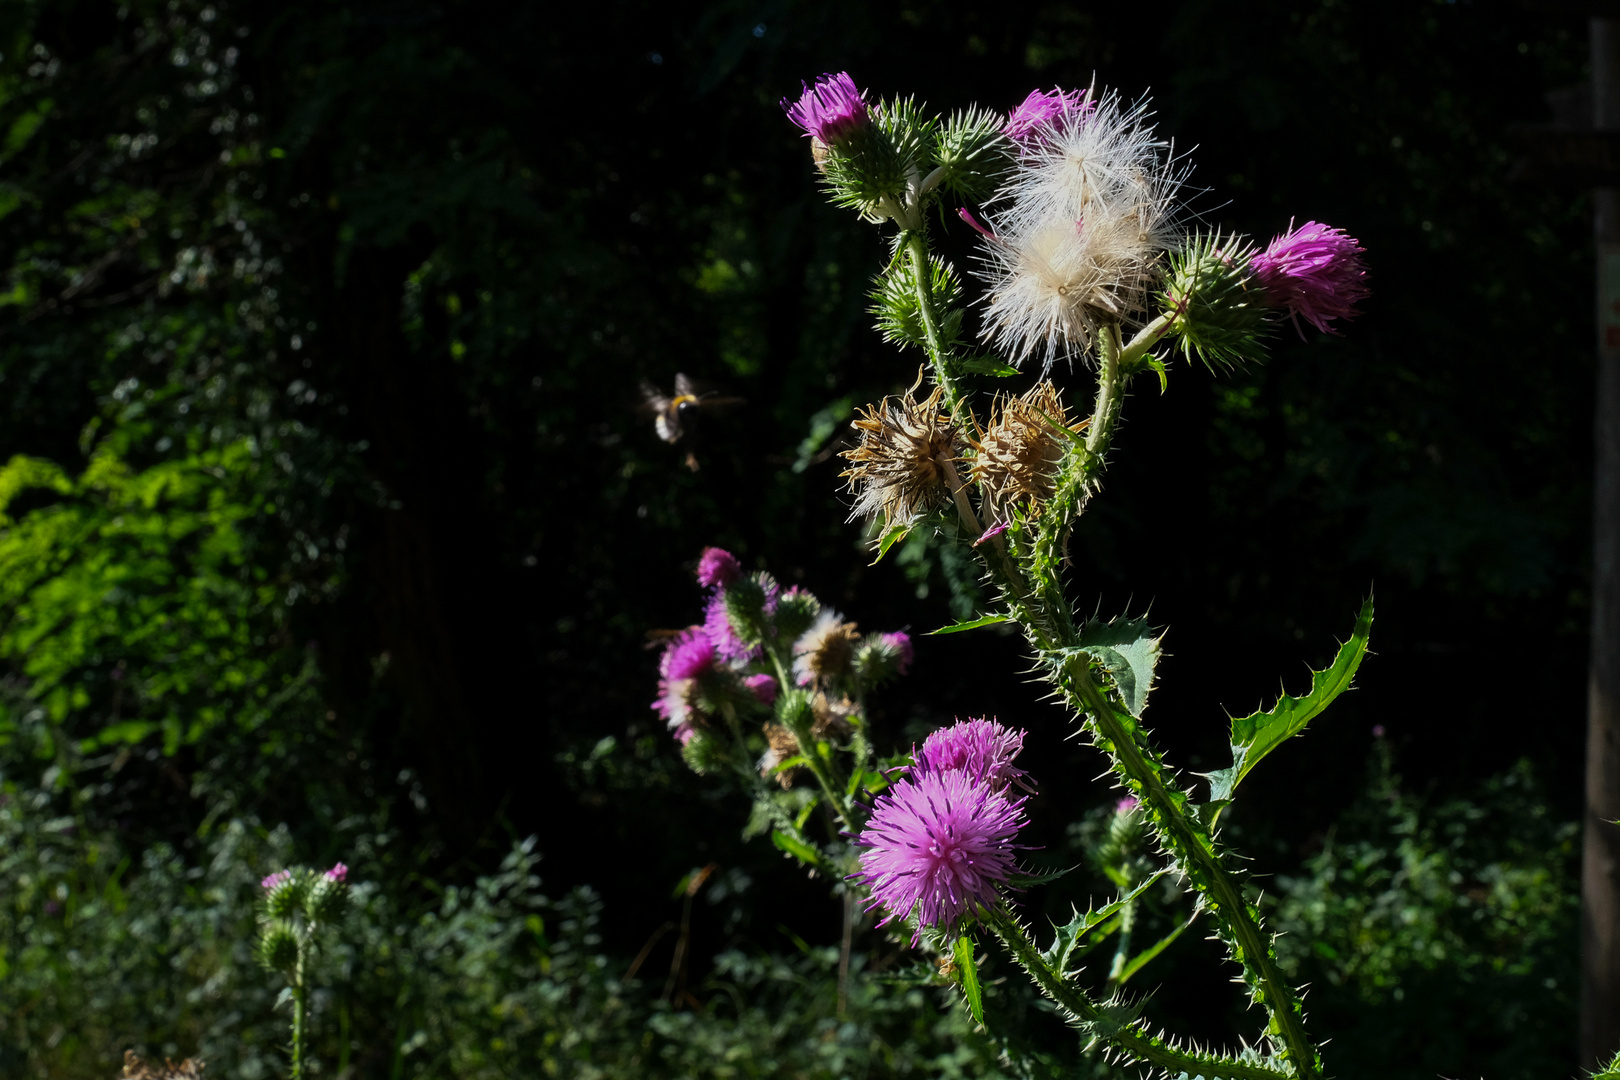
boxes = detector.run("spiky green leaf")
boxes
[1204,597,1373,804]
[956,355,1020,377]
[1071,617,1161,717]
[770,828,826,871]
[929,613,1011,635]
[1040,872,1162,975]
[953,935,983,1024]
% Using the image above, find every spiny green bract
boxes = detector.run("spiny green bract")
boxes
[819,98,935,221]
[872,253,964,352]
[1162,232,1270,371]
[931,107,1010,202]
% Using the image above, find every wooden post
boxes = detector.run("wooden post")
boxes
[1587,16,1620,1072]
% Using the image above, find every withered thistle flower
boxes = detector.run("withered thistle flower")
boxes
[792,608,860,686]
[124,1051,204,1080]
[970,380,1086,519]
[760,721,801,788]
[842,377,964,529]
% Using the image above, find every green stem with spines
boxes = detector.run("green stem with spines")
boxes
[290,938,309,1080]
[903,230,963,415]
[984,905,1292,1080]
[1059,660,1320,1080]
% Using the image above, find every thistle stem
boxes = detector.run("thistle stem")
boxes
[1118,312,1175,372]
[1063,661,1321,1080]
[983,904,1292,1080]
[290,940,309,1080]
[904,231,963,413]
[936,454,982,538]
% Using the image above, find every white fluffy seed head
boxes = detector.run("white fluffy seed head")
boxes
[976,86,1187,371]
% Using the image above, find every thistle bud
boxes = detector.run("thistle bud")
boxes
[771,586,820,643]
[260,869,306,920]
[681,728,727,775]
[1161,232,1268,371]
[305,871,348,923]
[742,673,778,705]
[853,631,913,688]
[695,546,742,589]
[722,574,772,647]
[257,919,299,975]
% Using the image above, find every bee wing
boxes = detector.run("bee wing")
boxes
[674,372,697,398]
[638,379,672,414]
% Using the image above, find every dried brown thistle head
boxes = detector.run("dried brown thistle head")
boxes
[761,721,800,788]
[970,380,1087,519]
[123,1053,204,1080]
[841,374,964,530]
[791,609,860,686]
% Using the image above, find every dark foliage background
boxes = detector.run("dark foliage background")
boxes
[0,1,1595,1077]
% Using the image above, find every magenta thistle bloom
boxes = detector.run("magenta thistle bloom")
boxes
[880,632,914,676]
[704,591,761,664]
[853,768,1027,938]
[660,627,716,681]
[913,718,1029,792]
[261,870,291,891]
[696,546,742,589]
[1249,220,1370,335]
[743,673,778,704]
[325,862,348,884]
[781,72,869,146]
[1003,87,1091,145]
[1114,795,1139,814]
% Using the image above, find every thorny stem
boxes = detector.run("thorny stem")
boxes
[905,231,962,414]
[983,905,1292,1080]
[1118,312,1175,372]
[764,641,857,833]
[1063,662,1321,1080]
[290,940,309,1080]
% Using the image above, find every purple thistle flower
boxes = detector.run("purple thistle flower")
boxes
[913,718,1029,792]
[325,862,348,884]
[853,768,1027,939]
[673,723,698,746]
[1249,220,1370,335]
[1114,795,1139,814]
[880,632,914,676]
[781,72,869,146]
[743,673,778,704]
[660,627,716,681]
[696,547,742,589]
[1003,87,1091,145]
[261,870,291,891]
[704,591,761,664]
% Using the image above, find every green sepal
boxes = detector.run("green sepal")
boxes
[953,934,984,1025]
[1161,231,1270,372]
[1203,597,1373,805]
[818,99,927,221]
[1066,617,1161,717]
[930,106,1010,203]
[929,613,1011,635]
[872,252,963,353]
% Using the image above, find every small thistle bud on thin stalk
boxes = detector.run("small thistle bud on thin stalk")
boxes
[772,585,820,642]
[854,630,913,686]
[971,380,1086,520]
[257,919,300,974]
[842,377,965,531]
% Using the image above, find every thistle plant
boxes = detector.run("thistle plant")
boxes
[256,862,350,1080]
[654,74,1373,1079]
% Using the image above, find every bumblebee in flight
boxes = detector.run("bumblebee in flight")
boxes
[639,372,741,471]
